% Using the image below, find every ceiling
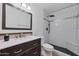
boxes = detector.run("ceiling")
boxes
[31,3,76,15]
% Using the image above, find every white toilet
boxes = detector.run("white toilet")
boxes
[41,43,54,56]
[41,37,54,56]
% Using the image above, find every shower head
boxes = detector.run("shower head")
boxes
[47,15,55,17]
[46,15,55,22]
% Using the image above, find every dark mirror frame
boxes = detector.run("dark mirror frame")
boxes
[2,3,32,30]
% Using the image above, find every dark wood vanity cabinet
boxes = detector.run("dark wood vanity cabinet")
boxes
[0,38,41,56]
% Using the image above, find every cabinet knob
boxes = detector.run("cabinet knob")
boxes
[14,49,22,54]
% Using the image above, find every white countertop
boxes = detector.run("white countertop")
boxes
[0,36,41,50]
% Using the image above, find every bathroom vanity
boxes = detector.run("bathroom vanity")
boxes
[0,36,41,56]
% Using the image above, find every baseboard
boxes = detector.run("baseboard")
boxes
[50,44,78,56]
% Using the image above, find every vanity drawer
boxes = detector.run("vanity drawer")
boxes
[21,46,40,56]
[28,46,41,56]
[0,38,41,56]
[21,38,41,49]
[0,44,24,56]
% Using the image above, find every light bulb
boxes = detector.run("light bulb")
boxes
[21,3,27,8]
[27,6,31,10]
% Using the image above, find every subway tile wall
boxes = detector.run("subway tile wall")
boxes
[0,33,32,41]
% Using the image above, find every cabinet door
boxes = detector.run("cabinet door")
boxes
[18,39,41,56]
[28,46,41,56]
[21,46,41,56]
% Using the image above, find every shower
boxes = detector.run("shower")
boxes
[44,14,55,34]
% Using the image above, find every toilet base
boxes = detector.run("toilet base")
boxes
[41,47,53,56]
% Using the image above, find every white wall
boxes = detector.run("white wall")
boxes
[30,4,44,37]
[48,4,79,55]
[0,3,44,37]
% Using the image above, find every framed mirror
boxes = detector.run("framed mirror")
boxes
[2,3,32,30]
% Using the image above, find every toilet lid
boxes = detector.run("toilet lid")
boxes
[42,43,54,49]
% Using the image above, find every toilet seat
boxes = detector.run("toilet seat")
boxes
[42,43,54,51]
